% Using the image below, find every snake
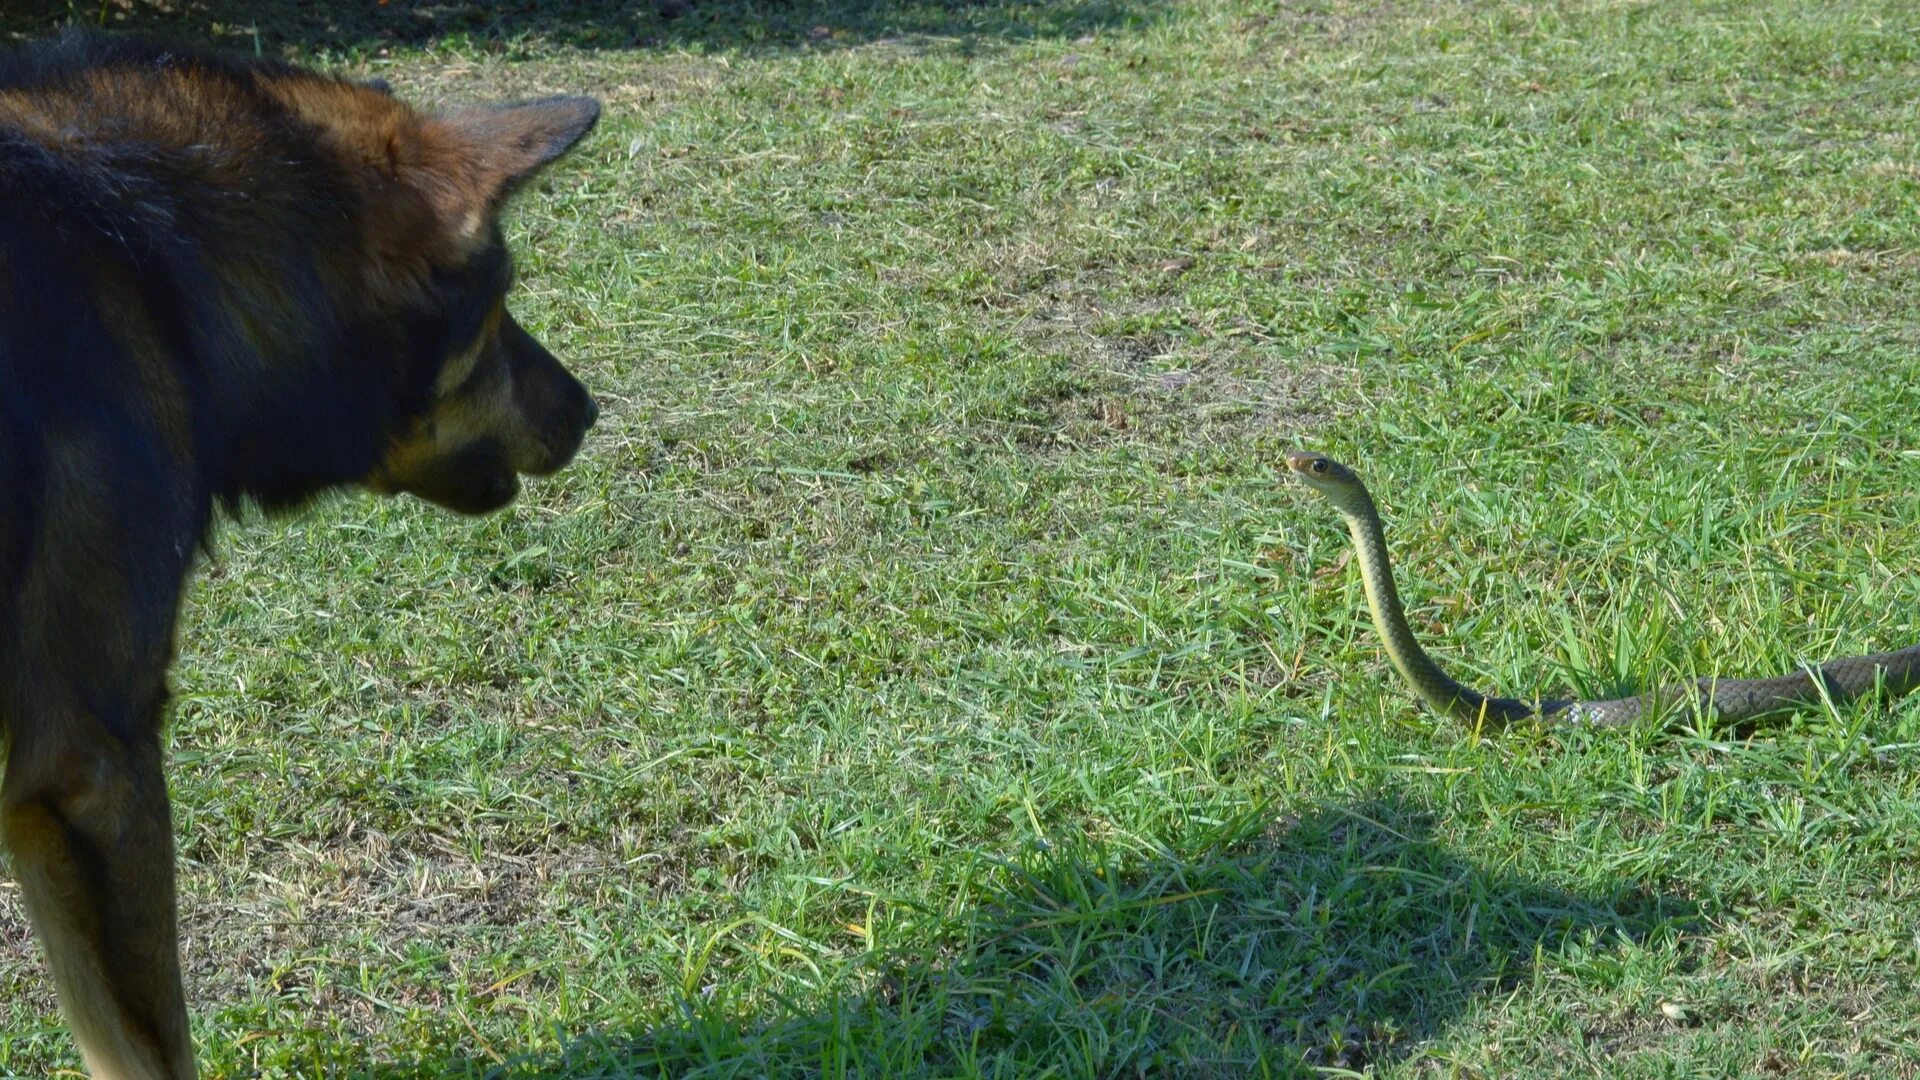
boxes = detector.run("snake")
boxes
[1285,451,1920,728]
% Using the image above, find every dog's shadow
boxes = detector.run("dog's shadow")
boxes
[364,795,1693,1078]
[0,0,1167,55]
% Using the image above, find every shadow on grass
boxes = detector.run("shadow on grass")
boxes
[0,0,1162,55]
[366,795,1694,1078]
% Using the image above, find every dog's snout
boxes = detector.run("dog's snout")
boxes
[583,396,600,429]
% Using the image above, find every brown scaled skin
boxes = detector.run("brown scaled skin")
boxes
[1285,451,1920,729]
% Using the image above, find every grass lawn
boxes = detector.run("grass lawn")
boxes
[5,0,1920,1075]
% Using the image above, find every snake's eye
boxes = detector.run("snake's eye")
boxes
[1310,459,1328,474]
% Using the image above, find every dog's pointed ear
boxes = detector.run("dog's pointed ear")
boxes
[417,96,600,233]
[444,96,601,191]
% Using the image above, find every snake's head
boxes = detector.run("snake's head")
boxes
[1285,451,1372,515]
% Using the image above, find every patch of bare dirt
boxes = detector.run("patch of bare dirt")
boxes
[173,833,630,1010]
[1011,292,1351,455]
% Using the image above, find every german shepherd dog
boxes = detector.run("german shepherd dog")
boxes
[0,32,600,1078]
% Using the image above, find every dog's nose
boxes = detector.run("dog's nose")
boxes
[583,396,600,429]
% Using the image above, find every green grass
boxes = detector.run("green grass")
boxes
[5,0,1920,1075]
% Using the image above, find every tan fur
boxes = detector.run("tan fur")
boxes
[0,36,599,1078]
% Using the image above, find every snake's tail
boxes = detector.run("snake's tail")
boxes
[1620,647,1920,728]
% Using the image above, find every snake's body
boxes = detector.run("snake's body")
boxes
[1287,452,1920,728]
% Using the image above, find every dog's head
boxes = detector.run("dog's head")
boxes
[285,80,604,515]
[371,95,602,515]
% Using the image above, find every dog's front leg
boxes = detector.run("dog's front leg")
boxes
[2,692,194,1080]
